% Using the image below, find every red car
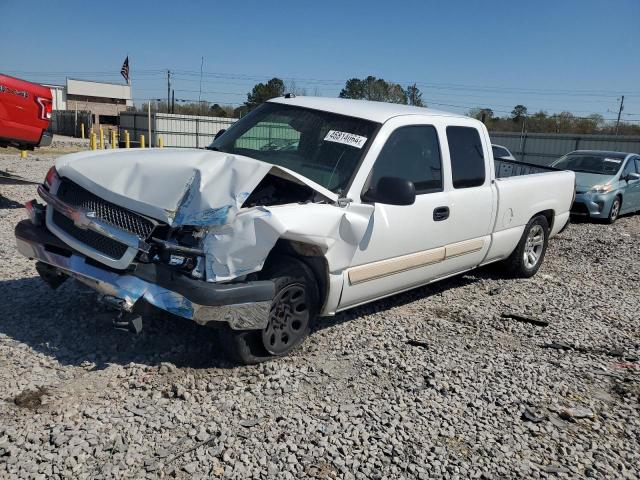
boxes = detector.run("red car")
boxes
[0,74,53,150]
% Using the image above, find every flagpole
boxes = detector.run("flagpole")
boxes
[126,53,132,111]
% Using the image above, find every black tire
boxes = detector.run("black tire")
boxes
[227,255,319,365]
[503,215,549,278]
[606,196,621,224]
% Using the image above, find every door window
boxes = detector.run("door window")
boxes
[621,159,636,177]
[446,127,486,188]
[368,126,442,194]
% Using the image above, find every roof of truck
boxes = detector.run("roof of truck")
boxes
[268,96,467,123]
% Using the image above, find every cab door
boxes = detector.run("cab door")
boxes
[338,118,494,310]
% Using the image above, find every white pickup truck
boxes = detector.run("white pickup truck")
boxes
[15,96,575,363]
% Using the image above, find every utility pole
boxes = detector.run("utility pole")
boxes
[615,95,624,135]
[198,56,204,116]
[167,70,171,114]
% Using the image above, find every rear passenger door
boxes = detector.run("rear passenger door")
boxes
[442,125,496,270]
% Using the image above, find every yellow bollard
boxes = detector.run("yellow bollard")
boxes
[90,133,97,150]
[80,123,85,139]
[99,128,104,149]
[157,136,164,148]
[20,150,27,159]
[140,134,145,149]
[111,130,116,149]
[124,130,130,148]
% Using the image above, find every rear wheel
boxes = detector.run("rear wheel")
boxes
[503,215,549,278]
[227,256,319,365]
[606,196,621,224]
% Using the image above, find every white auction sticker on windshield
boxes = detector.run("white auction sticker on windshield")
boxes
[324,130,368,149]
[604,158,622,163]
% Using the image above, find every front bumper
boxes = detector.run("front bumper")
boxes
[15,219,275,330]
[571,191,616,219]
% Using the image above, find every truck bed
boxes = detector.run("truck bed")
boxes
[495,158,559,178]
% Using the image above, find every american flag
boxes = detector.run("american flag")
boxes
[120,56,129,83]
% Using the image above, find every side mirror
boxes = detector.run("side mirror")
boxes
[362,176,416,206]
[624,172,640,182]
[214,129,226,140]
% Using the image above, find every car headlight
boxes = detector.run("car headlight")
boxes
[589,184,613,194]
[43,166,59,190]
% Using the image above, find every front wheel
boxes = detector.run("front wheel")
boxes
[606,197,621,224]
[503,215,549,278]
[227,255,319,365]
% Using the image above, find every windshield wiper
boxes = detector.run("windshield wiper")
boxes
[206,145,221,151]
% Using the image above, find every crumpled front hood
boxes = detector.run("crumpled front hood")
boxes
[574,172,616,190]
[55,148,338,225]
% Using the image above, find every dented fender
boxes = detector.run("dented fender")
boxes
[202,202,374,281]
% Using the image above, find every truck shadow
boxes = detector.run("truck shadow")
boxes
[0,276,236,370]
[0,267,499,370]
[0,194,25,209]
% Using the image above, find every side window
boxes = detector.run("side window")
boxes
[634,158,640,173]
[369,126,442,194]
[621,159,635,177]
[446,126,486,188]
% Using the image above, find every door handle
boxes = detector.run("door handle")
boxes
[433,206,450,221]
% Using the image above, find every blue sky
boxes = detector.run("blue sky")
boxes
[1,0,638,123]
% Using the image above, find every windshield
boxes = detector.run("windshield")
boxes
[551,153,625,175]
[492,146,511,158]
[208,103,379,193]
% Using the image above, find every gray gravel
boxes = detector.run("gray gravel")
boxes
[1,151,639,479]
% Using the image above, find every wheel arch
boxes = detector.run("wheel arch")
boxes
[533,209,554,231]
[262,239,329,313]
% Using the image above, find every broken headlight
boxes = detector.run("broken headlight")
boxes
[151,227,206,279]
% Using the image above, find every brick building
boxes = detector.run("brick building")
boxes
[45,79,132,131]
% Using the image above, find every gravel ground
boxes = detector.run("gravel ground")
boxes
[1,151,639,479]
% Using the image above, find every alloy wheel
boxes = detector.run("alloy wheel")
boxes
[523,224,545,269]
[610,200,620,221]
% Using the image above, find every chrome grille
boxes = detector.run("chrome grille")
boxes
[52,210,128,259]
[56,179,155,239]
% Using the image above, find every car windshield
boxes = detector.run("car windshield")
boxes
[492,146,511,158]
[208,103,379,193]
[551,153,626,175]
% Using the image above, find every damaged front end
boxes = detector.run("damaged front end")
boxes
[15,206,275,331]
[16,150,373,331]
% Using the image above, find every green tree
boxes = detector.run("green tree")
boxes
[468,107,494,122]
[339,78,367,99]
[339,76,409,104]
[209,103,231,118]
[511,105,528,122]
[245,78,285,110]
[405,84,425,107]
